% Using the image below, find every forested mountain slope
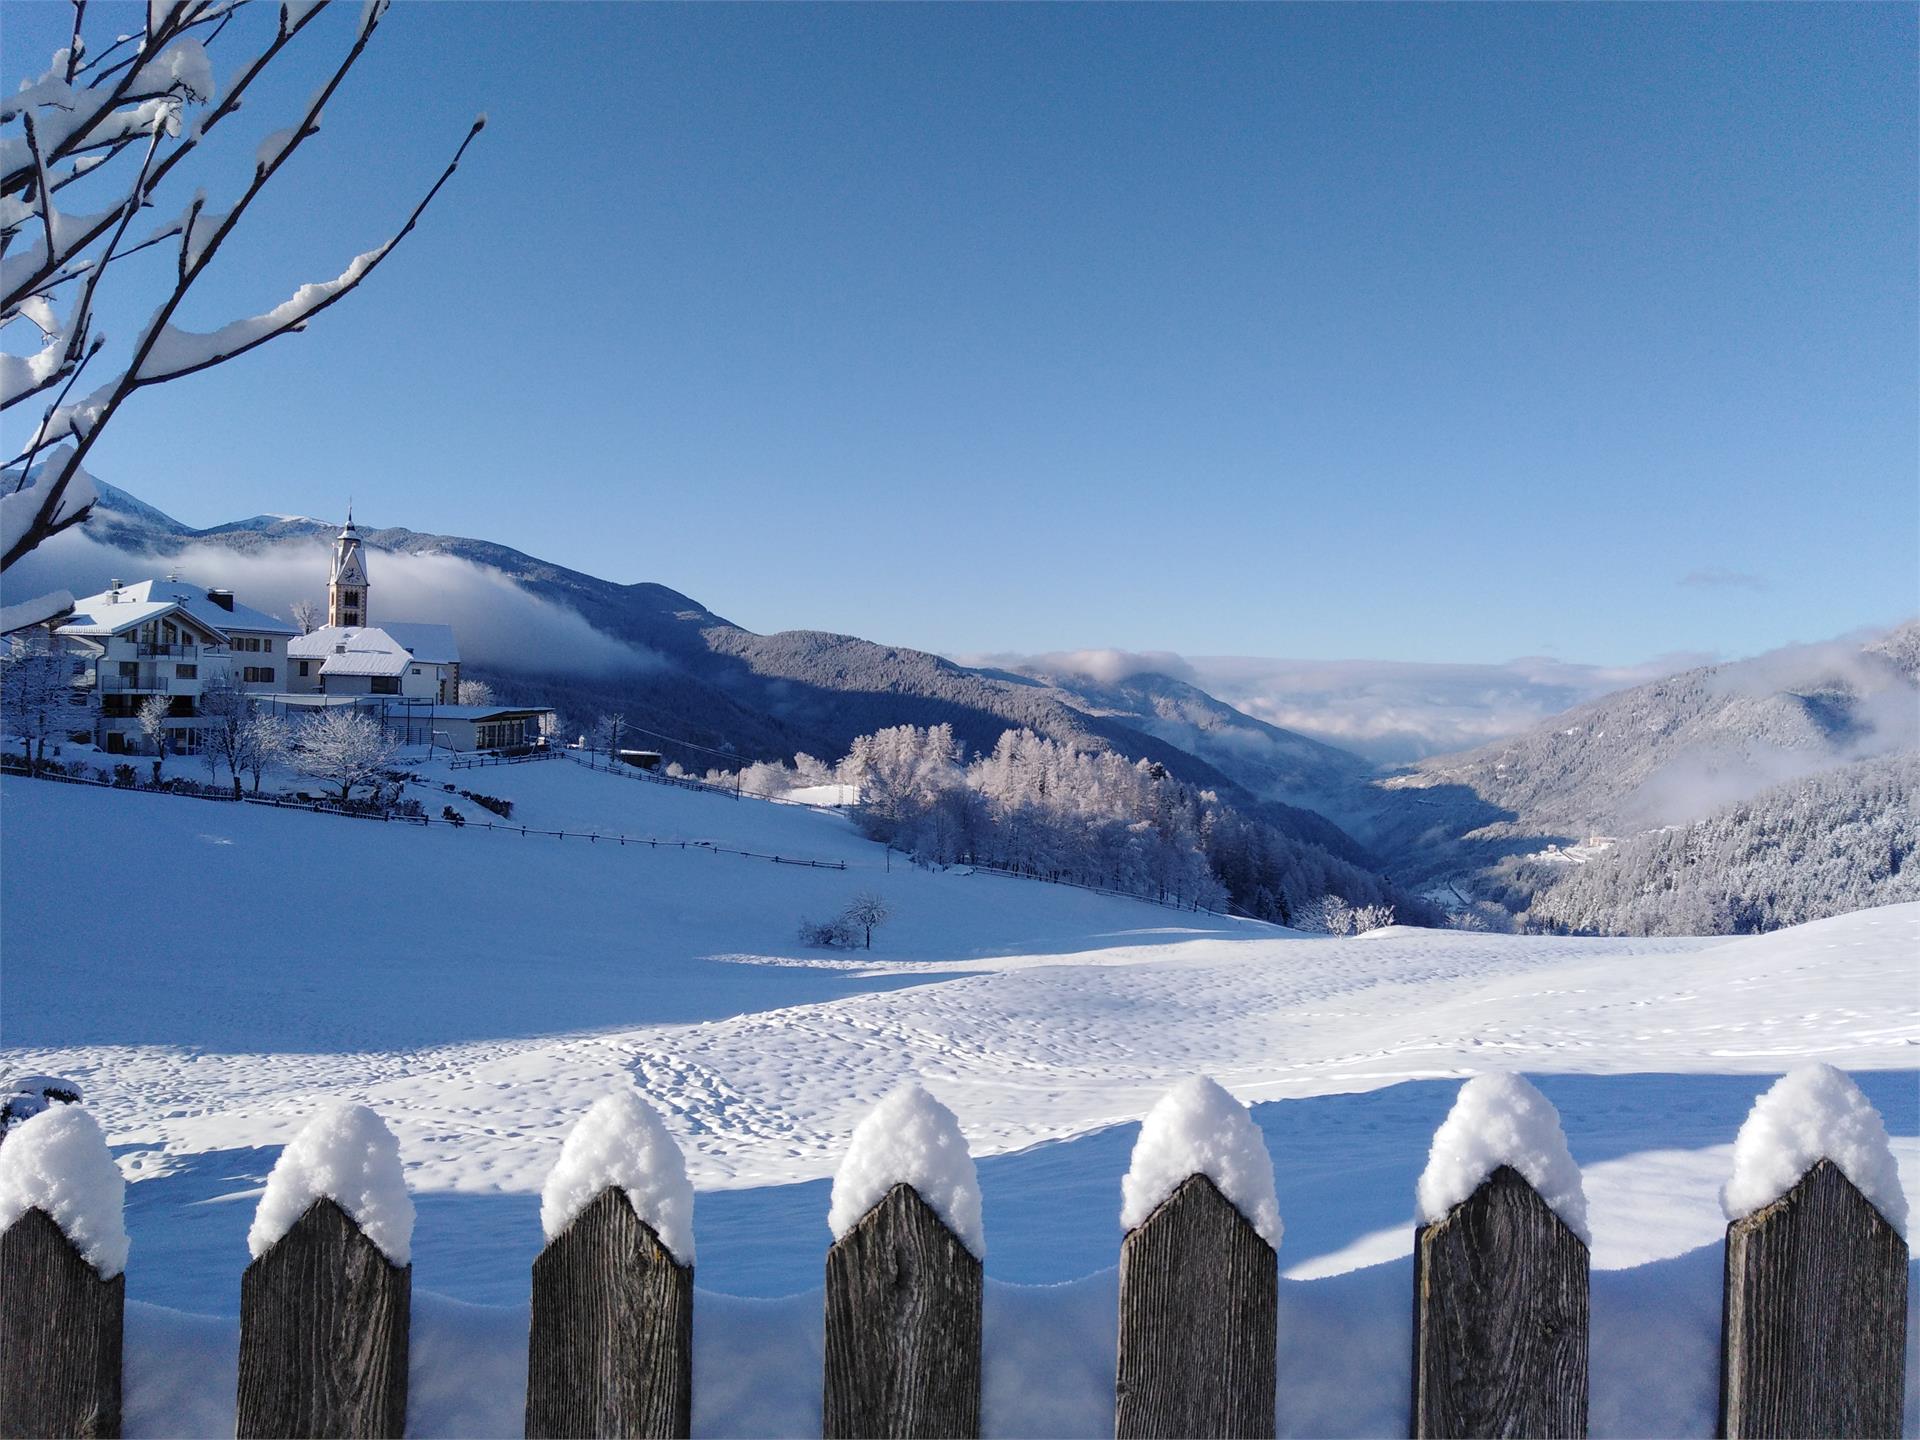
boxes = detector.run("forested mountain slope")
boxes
[1490,753,1920,936]
[1352,625,1919,887]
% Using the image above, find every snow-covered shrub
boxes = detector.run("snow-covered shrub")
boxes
[1353,903,1396,933]
[799,915,857,948]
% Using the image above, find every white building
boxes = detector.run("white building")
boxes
[55,578,297,753]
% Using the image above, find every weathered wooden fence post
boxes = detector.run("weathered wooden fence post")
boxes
[823,1085,984,1439]
[1716,1064,1911,1440]
[1719,1159,1907,1438]
[236,1106,413,1439]
[824,1182,983,1439]
[1412,1075,1590,1439]
[527,1185,694,1437]
[1412,1165,1590,1438]
[1115,1173,1278,1439]
[0,1104,128,1439]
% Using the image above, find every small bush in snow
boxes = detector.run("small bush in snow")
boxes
[1354,903,1396,933]
[443,806,465,827]
[800,915,857,948]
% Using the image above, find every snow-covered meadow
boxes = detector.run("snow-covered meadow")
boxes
[3,758,1917,1436]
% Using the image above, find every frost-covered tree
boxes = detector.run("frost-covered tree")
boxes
[0,633,86,761]
[288,598,321,635]
[198,675,249,795]
[456,678,494,706]
[292,708,396,801]
[1,0,484,585]
[136,691,170,778]
[239,708,291,794]
[842,891,892,950]
[591,711,626,761]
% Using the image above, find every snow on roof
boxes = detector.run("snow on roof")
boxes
[249,1104,414,1265]
[1720,1063,1907,1234]
[829,1084,983,1258]
[290,623,458,668]
[0,1105,129,1277]
[1120,1076,1281,1247]
[540,1088,695,1264]
[57,578,297,639]
[432,704,553,720]
[320,648,410,678]
[1416,1073,1589,1242]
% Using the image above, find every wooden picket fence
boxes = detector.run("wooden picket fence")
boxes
[0,1108,1907,1440]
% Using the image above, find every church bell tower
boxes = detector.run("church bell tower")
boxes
[328,509,369,628]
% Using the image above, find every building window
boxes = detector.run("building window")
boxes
[297,660,310,677]
[262,638,273,653]
[371,676,399,695]
[243,666,275,684]
[176,664,197,679]
[118,661,138,678]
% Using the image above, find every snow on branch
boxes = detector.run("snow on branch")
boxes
[1120,1076,1281,1246]
[0,1104,130,1277]
[1720,1062,1907,1234]
[541,1087,695,1265]
[1,0,482,577]
[829,1084,983,1258]
[249,1103,413,1264]
[1416,1072,1589,1241]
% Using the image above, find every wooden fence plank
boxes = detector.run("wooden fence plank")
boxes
[526,1186,694,1439]
[0,1207,124,1439]
[1718,1158,1908,1439]
[822,1182,982,1439]
[1115,1172,1277,1440]
[1412,1164,1589,1439]
[235,1197,410,1439]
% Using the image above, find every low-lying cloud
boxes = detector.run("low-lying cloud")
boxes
[3,530,664,678]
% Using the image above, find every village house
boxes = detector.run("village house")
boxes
[31,513,555,756]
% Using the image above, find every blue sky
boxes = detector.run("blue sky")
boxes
[4,1,1914,665]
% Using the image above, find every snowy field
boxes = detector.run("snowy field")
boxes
[3,758,1917,1436]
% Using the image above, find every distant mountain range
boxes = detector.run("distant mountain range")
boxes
[42,482,1918,925]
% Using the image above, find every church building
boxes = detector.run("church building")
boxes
[286,513,462,703]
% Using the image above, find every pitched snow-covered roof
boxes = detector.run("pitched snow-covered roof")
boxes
[56,579,297,640]
[431,704,554,720]
[290,623,458,667]
[289,624,458,677]
[59,591,219,641]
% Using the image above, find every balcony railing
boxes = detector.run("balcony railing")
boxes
[98,673,191,694]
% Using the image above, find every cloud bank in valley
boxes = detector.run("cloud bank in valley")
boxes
[966,646,1709,762]
[3,530,663,678]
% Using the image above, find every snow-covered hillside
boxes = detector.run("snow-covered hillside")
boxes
[3,762,1916,1437]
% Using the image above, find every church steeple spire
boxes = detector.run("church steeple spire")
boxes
[327,510,368,627]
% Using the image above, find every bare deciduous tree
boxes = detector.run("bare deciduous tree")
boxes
[592,711,627,762]
[1,0,484,583]
[456,678,495,706]
[288,599,322,636]
[0,633,88,762]
[240,709,291,794]
[842,890,892,950]
[198,675,250,796]
[292,708,396,802]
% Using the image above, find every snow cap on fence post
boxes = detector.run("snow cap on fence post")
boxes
[541,1085,695,1265]
[1720,1061,1907,1233]
[1121,1075,1282,1246]
[248,1103,414,1264]
[0,1104,129,1276]
[1417,1072,1589,1241]
[829,1083,983,1258]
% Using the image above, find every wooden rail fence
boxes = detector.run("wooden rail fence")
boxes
[0,1091,1907,1440]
